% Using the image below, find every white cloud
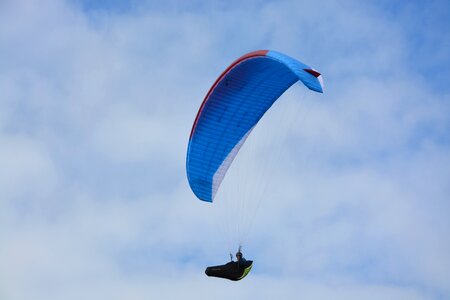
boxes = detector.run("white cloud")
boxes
[0,135,58,210]
[0,0,449,299]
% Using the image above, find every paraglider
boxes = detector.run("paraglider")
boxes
[205,247,253,281]
[186,50,324,280]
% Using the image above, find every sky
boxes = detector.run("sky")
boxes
[0,0,449,299]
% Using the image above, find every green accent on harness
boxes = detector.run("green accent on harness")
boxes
[237,263,253,280]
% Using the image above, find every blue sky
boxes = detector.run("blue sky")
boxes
[1,0,449,299]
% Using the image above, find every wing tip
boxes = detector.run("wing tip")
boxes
[304,68,324,93]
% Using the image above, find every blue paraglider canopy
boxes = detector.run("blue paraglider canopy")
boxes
[186,50,324,202]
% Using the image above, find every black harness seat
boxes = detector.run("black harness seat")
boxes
[205,260,253,281]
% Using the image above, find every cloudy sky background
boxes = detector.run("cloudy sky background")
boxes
[1,0,449,299]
